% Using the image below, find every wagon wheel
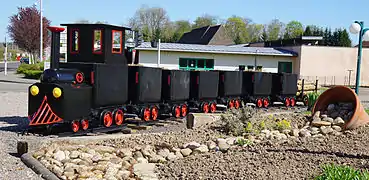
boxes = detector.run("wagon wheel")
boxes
[228,99,235,109]
[71,120,80,133]
[181,104,188,117]
[150,106,159,120]
[234,100,240,109]
[80,119,89,130]
[263,98,270,108]
[290,97,296,107]
[201,102,210,113]
[101,110,113,127]
[140,107,151,121]
[284,98,291,107]
[256,98,263,108]
[172,105,181,118]
[210,102,217,113]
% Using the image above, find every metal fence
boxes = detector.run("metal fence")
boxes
[299,75,368,87]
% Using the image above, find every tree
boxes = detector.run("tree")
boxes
[266,19,284,41]
[339,29,351,47]
[247,23,264,42]
[7,5,51,64]
[224,16,249,44]
[171,20,192,42]
[304,26,312,36]
[284,20,304,39]
[261,27,268,41]
[128,5,169,42]
[192,14,218,29]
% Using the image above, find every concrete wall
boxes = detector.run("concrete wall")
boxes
[298,46,369,86]
[137,50,295,73]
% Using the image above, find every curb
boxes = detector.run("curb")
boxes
[20,153,60,180]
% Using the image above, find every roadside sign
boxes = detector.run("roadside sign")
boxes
[44,62,50,70]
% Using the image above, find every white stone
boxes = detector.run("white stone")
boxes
[53,151,66,162]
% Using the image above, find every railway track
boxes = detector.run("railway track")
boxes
[18,104,307,138]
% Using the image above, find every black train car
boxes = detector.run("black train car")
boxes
[218,70,243,109]
[127,66,162,121]
[242,71,273,108]
[271,73,298,107]
[161,69,191,118]
[189,70,219,113]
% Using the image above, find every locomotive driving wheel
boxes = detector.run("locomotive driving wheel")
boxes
[113,109,124,125]
[71,120,80,133]
[101,110,113,127]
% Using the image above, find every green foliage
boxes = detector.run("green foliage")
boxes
[244,122,253,133]
[235,138,253,146]
[16,63,44,74]
[315,164,369,180]
[284,20,304,39]
[307,91,321,110]
[274,119,291,131]
[23,70,43,79]
[304,26,312,36]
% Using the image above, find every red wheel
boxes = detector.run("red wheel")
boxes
[181,104,188,117]
[75,72,84,83]
[142,108,151,121]
[290,97,296,107]
[202,102,209,113]
[71,120,80,133]
[234,100,240,109]
[284,98,290,107]
[173,106,181,118]
[256,98,263,108]
[114,109,124,125]
[151,106,159,120]
[103,111,113,127]
[263,98,270,108]
[210,103,217,113]
[80,119,89,130]
[228,99,235,109]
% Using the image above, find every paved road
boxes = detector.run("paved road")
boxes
[0,62,20,72]
[0,71,37,92]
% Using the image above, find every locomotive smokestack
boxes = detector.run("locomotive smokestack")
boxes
[47,26,65,70]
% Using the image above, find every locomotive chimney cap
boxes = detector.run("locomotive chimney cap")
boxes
[47,26,65,33]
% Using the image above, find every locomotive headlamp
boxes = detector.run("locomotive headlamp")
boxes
[52,87,62,98]
[30,85,39,96]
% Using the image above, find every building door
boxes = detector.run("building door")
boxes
[278,62,292,73]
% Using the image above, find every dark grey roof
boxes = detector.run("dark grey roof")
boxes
[136,42,297,57]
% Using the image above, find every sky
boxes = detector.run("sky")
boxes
[1,0,369,45]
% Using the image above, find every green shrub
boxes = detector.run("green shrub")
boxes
[24,70,43,79]
[315,164,369,180]
[16,63,44,74]
[307,91,321,110]
[274,119,291,131]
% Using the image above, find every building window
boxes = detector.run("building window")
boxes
[178,58,214,70]
[112,30,122,54]
[70,29,79,54]
[278,62,292,73]
[247,65,254,71]
[93,29,102,54]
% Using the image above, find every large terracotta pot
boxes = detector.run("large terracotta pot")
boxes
[312,86,369,129]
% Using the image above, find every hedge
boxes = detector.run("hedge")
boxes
[23,70,43,79]
[16,63,44,74]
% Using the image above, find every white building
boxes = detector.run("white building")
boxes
[135,42,297,73]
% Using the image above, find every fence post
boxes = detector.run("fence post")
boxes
[302,79,305,98]
[315,79,318,92]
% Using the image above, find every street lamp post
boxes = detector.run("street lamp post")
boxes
[349,21,369,94]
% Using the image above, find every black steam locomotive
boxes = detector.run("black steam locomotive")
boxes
[27,23,298,133]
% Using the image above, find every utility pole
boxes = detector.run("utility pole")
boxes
[4,37,7,75]
[40,0,43,62]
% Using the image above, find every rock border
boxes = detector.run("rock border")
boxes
[21,152,60,180]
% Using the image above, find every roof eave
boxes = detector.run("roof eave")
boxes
[135,48,296,57]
